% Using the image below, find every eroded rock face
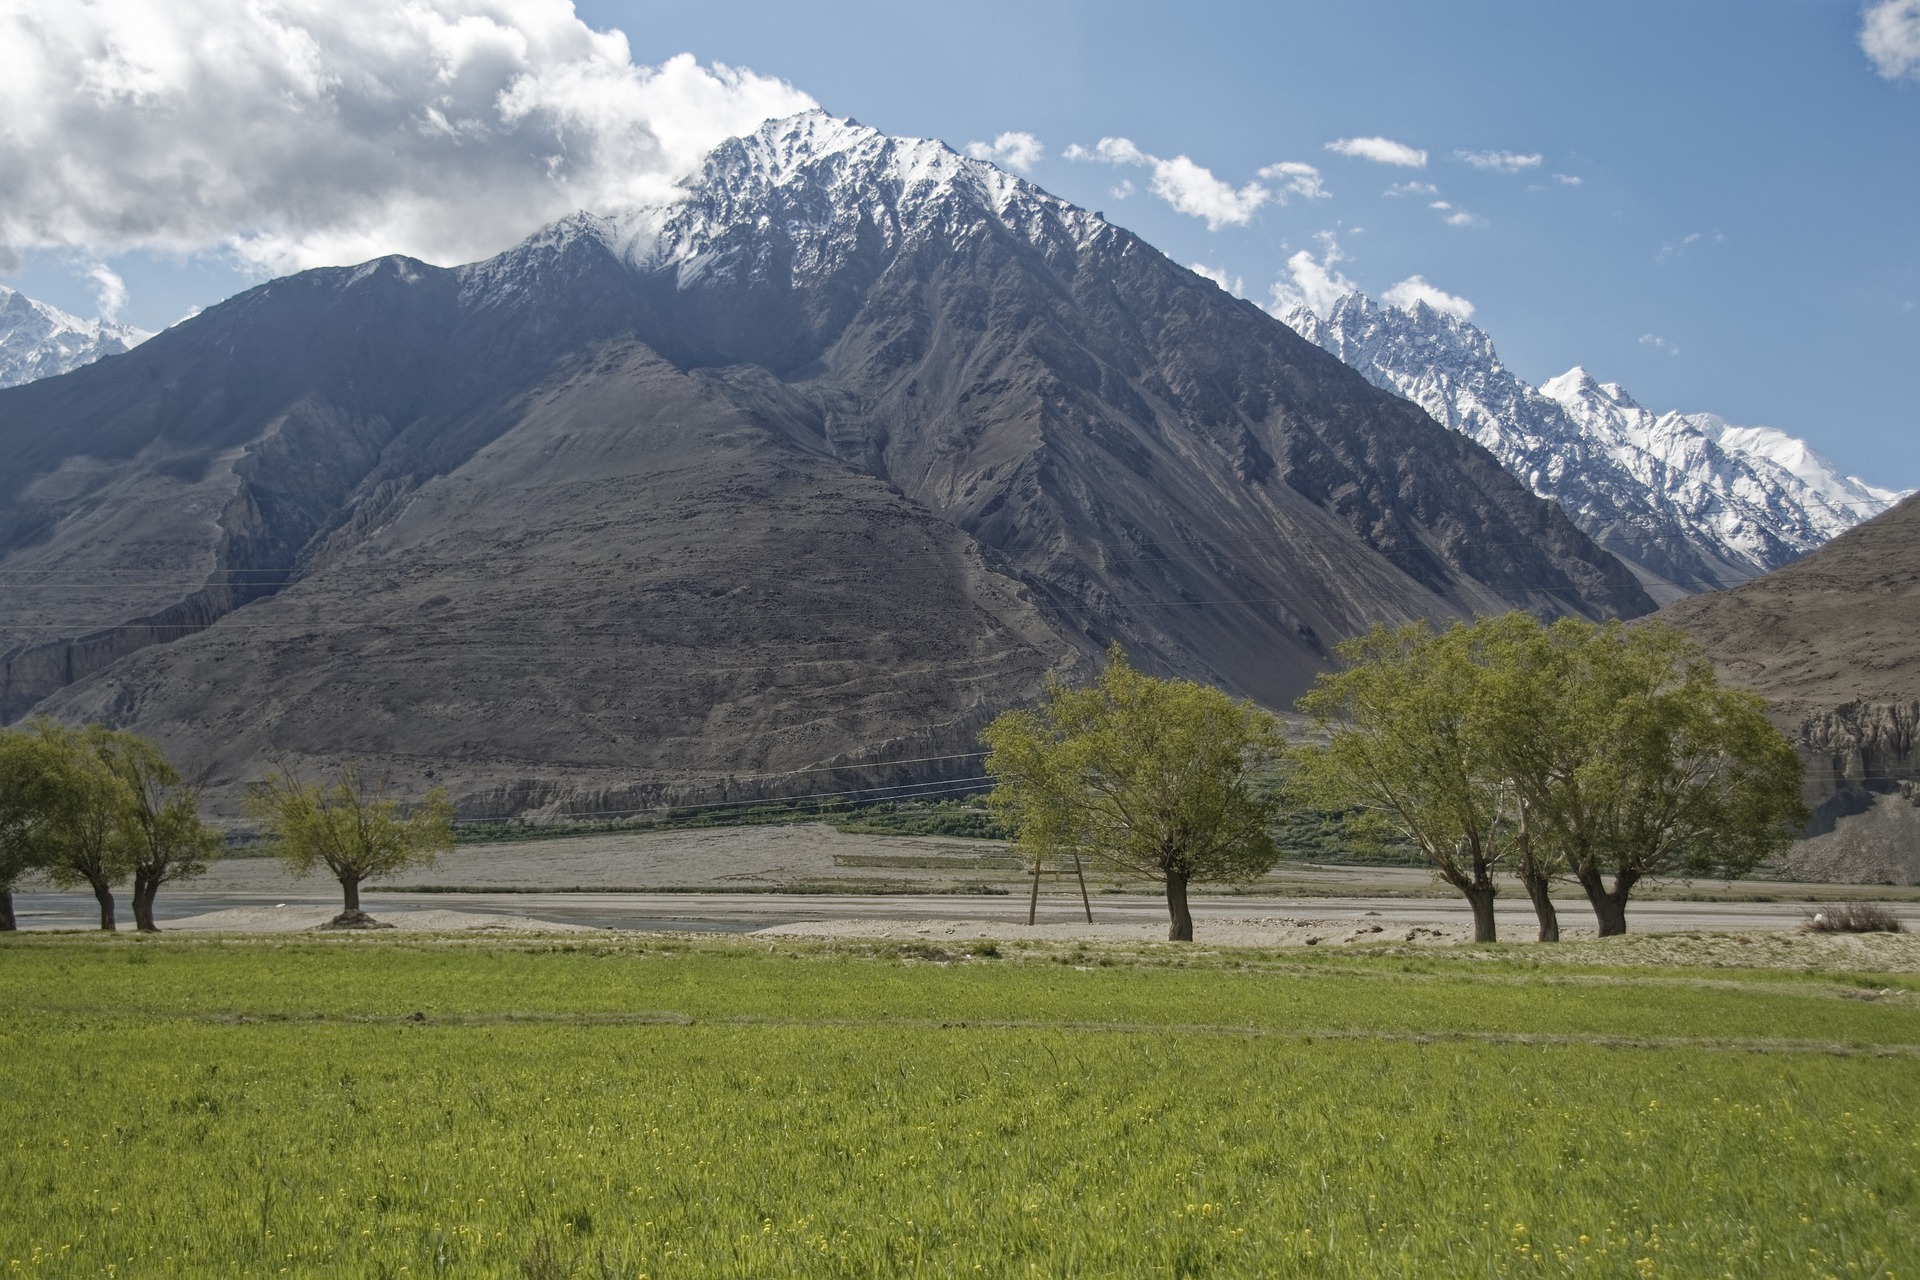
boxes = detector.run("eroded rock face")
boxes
[1,112,1650,816]
[1664,496,1920,881]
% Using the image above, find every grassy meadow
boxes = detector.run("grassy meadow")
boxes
[1,932,1916,1277]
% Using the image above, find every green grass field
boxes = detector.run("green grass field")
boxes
[2,933,1915,1277]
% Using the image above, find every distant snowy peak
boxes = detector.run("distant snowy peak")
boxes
[464,111,1108,300]
[0,286,149,388]
[1536,367,1905,547]
[1285,292,1907,595]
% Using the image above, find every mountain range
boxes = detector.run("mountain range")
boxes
[1284,294,1905,601]
[0,285,149,389]
[0,111,1648,815]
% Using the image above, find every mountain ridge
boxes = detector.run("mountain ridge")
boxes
[1283,292,1904,600]
[1,111,1651,815]
[0,285,150,389]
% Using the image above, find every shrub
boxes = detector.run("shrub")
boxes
[1802,901,1905,934]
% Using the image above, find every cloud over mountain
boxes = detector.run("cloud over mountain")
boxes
[0,0,815,273]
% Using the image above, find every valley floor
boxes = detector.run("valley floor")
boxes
[11,823,1917,946]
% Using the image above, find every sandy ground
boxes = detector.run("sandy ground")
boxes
[162,906,602,934]
[12,824,1918,955]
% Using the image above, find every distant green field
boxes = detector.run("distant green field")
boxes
[2,935,1915,1277]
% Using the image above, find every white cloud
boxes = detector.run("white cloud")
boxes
[1430,201,1486,228]
[1109,178,1136,200]
[1256,161,1329,201]
[1381,275,1474,320]
[1553,173,1583,186]
[1862,0,1920,79]
[1456,149,1542,173]
[1657,230,1725,262]
[964,131,1044,172]
[1639,333,1680,355]
[1266,231,1355,318]
[1385,181,1439,198]
[84,262,128,320]
[1325,136,1427,168]
[1189,263,1245,296]
[0,1,817,274]
[1067,136,1269,230]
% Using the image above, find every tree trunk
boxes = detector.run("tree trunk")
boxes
[90,877,117,931]
[0,889,15,931]
[1164,869,1194,942]
[1575,865,1630,936]
[1026,860,1040,926]
[1463,882,1497,943]
[342,876,362,914]
[133,869,161,933]
[1520,872,1560,942]
[1072,853,1093,923]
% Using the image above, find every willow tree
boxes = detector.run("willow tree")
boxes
[1488,618,1806,936]
[0,727,74,931]
[94,731,223,932]
[983,646,1286,942]
[246,761,454,927]
[1295,622,1522,942]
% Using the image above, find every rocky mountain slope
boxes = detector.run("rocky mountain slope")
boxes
[0,112,1650,815]
[1285,293,1904,601]
[0,285,149,388]
[1662,494,1920,883]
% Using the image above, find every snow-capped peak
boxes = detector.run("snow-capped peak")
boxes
[0,285,150,389]
[462,111,1108,304]
[1287,289,1907,595]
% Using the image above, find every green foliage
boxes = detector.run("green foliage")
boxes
[984,646,1288,939]
[246,761,453,911]
[1,935,1915,1277]
[831,798,1007,839]
[1297,614,1810,937]
[0,727,75,905]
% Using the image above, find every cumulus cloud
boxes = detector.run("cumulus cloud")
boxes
[1385,181,1439,198]
[1381,275,1474,320]
[0,0,817,274]
[1456,149,1542,173]
[964,131,1044,172]
[1189,263,1245,296]
[1066,137,1269,229]
[1430,201,1486,228]
[1639,332,1680,355]
[1553,173,1584,186]
[1256,161,1329,201]
[1862,0,1920,79]
[1267,232,1355,318]
[84,263,129,320]
[1325,136,1427,167]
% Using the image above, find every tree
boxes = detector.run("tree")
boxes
[982,646,1286,942]
[1295,622,1524,943]
[245,761,454,926]
[1493,618,1807,936]
[35,724,136,931]
[94,731,223,932]
[0,727,75,931]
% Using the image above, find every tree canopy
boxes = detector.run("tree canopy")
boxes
[983,647,1287,941]
[246,761,454,926]
[1297,614,1807,939]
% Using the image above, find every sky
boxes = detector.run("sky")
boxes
[4,0,1917,487]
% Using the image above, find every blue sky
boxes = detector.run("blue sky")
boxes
[7,0,1917,486]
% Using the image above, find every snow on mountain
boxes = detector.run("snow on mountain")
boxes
[1284,292,1906,597]
[460,111,1110,304]
[0,285,150,388]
